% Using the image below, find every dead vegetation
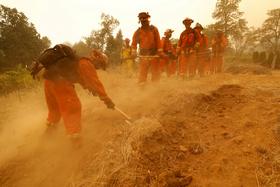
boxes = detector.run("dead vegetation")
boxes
[1,68,280,186]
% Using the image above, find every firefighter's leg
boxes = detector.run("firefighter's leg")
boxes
[150,58,160,82]
[44,80,61,125]
[169,60,177,76]
[159,58,168,75]
[188,53,197,77]
[138,58,150,84]
[53,80,82,135]
[178,54,188,78]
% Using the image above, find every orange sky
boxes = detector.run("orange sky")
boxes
[1,0,280,44]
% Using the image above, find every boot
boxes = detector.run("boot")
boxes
[69,133,83,149]
[44,121,58,134]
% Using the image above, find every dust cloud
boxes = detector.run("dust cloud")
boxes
[1,68,280,186]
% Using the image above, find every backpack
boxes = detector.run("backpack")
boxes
[38,44,76,68]
[30,44,77,79]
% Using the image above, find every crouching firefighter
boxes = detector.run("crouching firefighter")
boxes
[30,44,115,144]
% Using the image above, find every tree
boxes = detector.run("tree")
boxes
[212,0,244,37]
[85,13,120,52]
[232,26,259,57]
[259,8,280,53]
[72,41,91,57]
[204,24,217,42]
[105,30,123,66]
[0,5,50,70]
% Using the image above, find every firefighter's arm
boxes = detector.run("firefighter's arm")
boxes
[205,36,209,48]
[78,59,115,109]
[131,31,138,58]
[153,27,165,57]
[30,61,44,79]
[176,33,185,54]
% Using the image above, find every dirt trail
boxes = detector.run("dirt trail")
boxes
[1,68,280,186]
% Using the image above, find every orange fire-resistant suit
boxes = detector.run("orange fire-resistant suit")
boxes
[45,57,112,135]
[159,37,177,77]
[177,28,196,77]
[194,29,210,76]
[212,33,228,73]
[131,25,162,83]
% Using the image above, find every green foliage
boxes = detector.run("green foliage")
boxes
[231,27,259,57]
[211,0,259,58]
[81,13,123,66]
[204,24,217,41]
[212,0,244,37]
[105,30,123,66]
[85,13,120,52]
[259,8,280,52]
[0,4,51,70]
[0,65,36,95]
[72,41,91,57]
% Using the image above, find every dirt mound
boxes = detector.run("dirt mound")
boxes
[226,64,271,75]
[69,84,247,186]
[97,84,280,186]
[113,85,246,185]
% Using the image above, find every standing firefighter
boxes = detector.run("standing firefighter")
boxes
[121,38,134,77]
[177,17,196,78]
[131,12,164,85]
[31,44,115,146]
[159,29,177,77]
[212,30,228,73]
[194,23,211,76]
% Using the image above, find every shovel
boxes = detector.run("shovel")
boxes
[115,107,133,125]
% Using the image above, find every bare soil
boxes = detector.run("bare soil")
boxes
[1,65,280,187]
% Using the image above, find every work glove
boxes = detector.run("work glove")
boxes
[103,97,115,109]
[158,51,167,58]
[194,42,200,49]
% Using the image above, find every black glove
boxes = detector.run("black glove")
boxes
[104,98,115,109]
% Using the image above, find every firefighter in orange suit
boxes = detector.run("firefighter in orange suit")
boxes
[194,23,211,76]
[31,45,114,141]
[177,17,196,78]
[159,29,177,77]
[131,12,164,84]
[212,30,228,73]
